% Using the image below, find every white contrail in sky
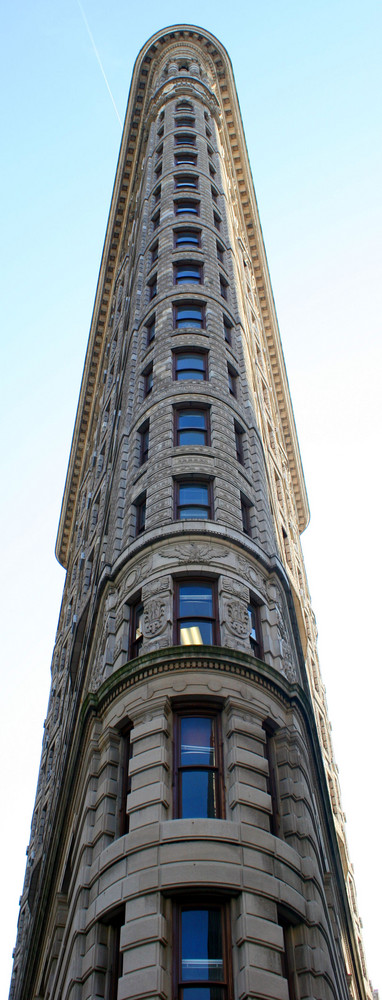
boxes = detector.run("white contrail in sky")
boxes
[76,0,123,126]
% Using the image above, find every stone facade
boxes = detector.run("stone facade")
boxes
[9,25,371,1000]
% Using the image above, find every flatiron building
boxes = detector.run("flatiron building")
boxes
[10,25,372,1000]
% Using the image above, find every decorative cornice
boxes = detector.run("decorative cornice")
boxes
[56,25,309,568]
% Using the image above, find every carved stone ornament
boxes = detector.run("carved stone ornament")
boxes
[120,556,153,599]
[225,599,249,638]
[145,576,170,598]
[237,555,267,599]
[158,542,229,564]
[143,598,167,637]
[221,577,248,601]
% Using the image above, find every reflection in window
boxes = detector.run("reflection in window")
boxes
[174,262,202,284]
[174,352,207,380]
[175,408,209,446]
[248,602,262,658]
[174,303,204,328]
[174,901,231,1000]
[176,580,216,645]
[130,598,144,659]
[175,481,212,519]
[174,228,201,248]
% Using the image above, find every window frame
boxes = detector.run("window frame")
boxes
[143,363,153,396]
[174,405,210,447]
[173,698,225,820]
[227,364,238,397]
[138,420,149,465]
[174,478,213,520]
[173,577,219,647]
[173,349,208,382]
[174,227,201,249]
[248,598,263,659]
[145,313,155,346]
[174,115,196,129]
[174,173,199,190]
[174,198,200,216]
[174,132,196,147]
[129,595,144,659]
[174,152,198,168]
[173,895,232,1000]
[134,492,146,536]
[240,494,252,536]
[234,421,245,464]
[174,260,203,285]
[174,301,205,329]
[223,315,233,344]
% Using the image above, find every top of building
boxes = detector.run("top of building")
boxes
[55,24,309,568]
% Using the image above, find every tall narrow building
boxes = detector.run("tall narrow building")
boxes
[10,25,371,1000]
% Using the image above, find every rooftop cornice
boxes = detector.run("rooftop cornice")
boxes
[56,25,309,567]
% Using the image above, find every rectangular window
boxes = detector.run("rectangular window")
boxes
[174,302,205,329]
[216,241,224,262]
[146,313,155,345]
[174,174,199,189]
[174,228,201,248]
[143,363,153,396]
[151,241,158,264]
[152,210,160,230]
[174,900,232,999]
[175,116,195,128]
[175,480,212,520]
[213,212,221,230]
[129,596,144,659]
[248,600,263,658]
[223,315,232,344]
[174,407,209,446]
[174,199,200,216]
[241,495,252,536]
[220,276,228,299]
[134,492,146,535]
[138,421,149,465]
[175,152,197,167]
[148,274,157,299]
[173,704,224,818]
[174,579,218,646]
[118,724,133,836]
[105,909,125,1000]
[174,132,196,146]
[227,365,238,396]
[211,184,218,201]
[173,351,207,381]
[153,185,161,204]
[234,421,245,464]
[174,261,203,284]
[263,721,281,837]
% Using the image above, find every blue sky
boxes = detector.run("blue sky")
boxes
[1,1,381,994]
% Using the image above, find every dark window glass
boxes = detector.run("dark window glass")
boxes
[176,100,194,112]
[152,211,160,230]
[135,493,146,535]
[130,598,144,658]
[216,242,224,262]
[174,262,202,284]
[143,365,153,395]
[214,213,221,231]
[227,366,237,396]
[248,602,262,658]
[151,242,158,263]
[107,910,125,1000]
[174,132,196,146]
[155,160,162,178]
[175,152,197,167]
[175,199,199,215]
[148,274,157,299]
[241,496,252,536]
[174,303,204,328]
[174,352,207,381]
[146,314,155,345]
[153,185,161,204]
[175,580,216,646]
[175,116,195,128]
[156,143,163,161]
[234,422,244,464]
[211,185,218,201]
[174,228,201,248]
[175,408,209,446]
[176,481,211,519]
[118,724,133,835]
[223,316,232,344]
[175,903,230,1000]
[220,276,228,299]
[175,173,199,189]
[139,422,149,464]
